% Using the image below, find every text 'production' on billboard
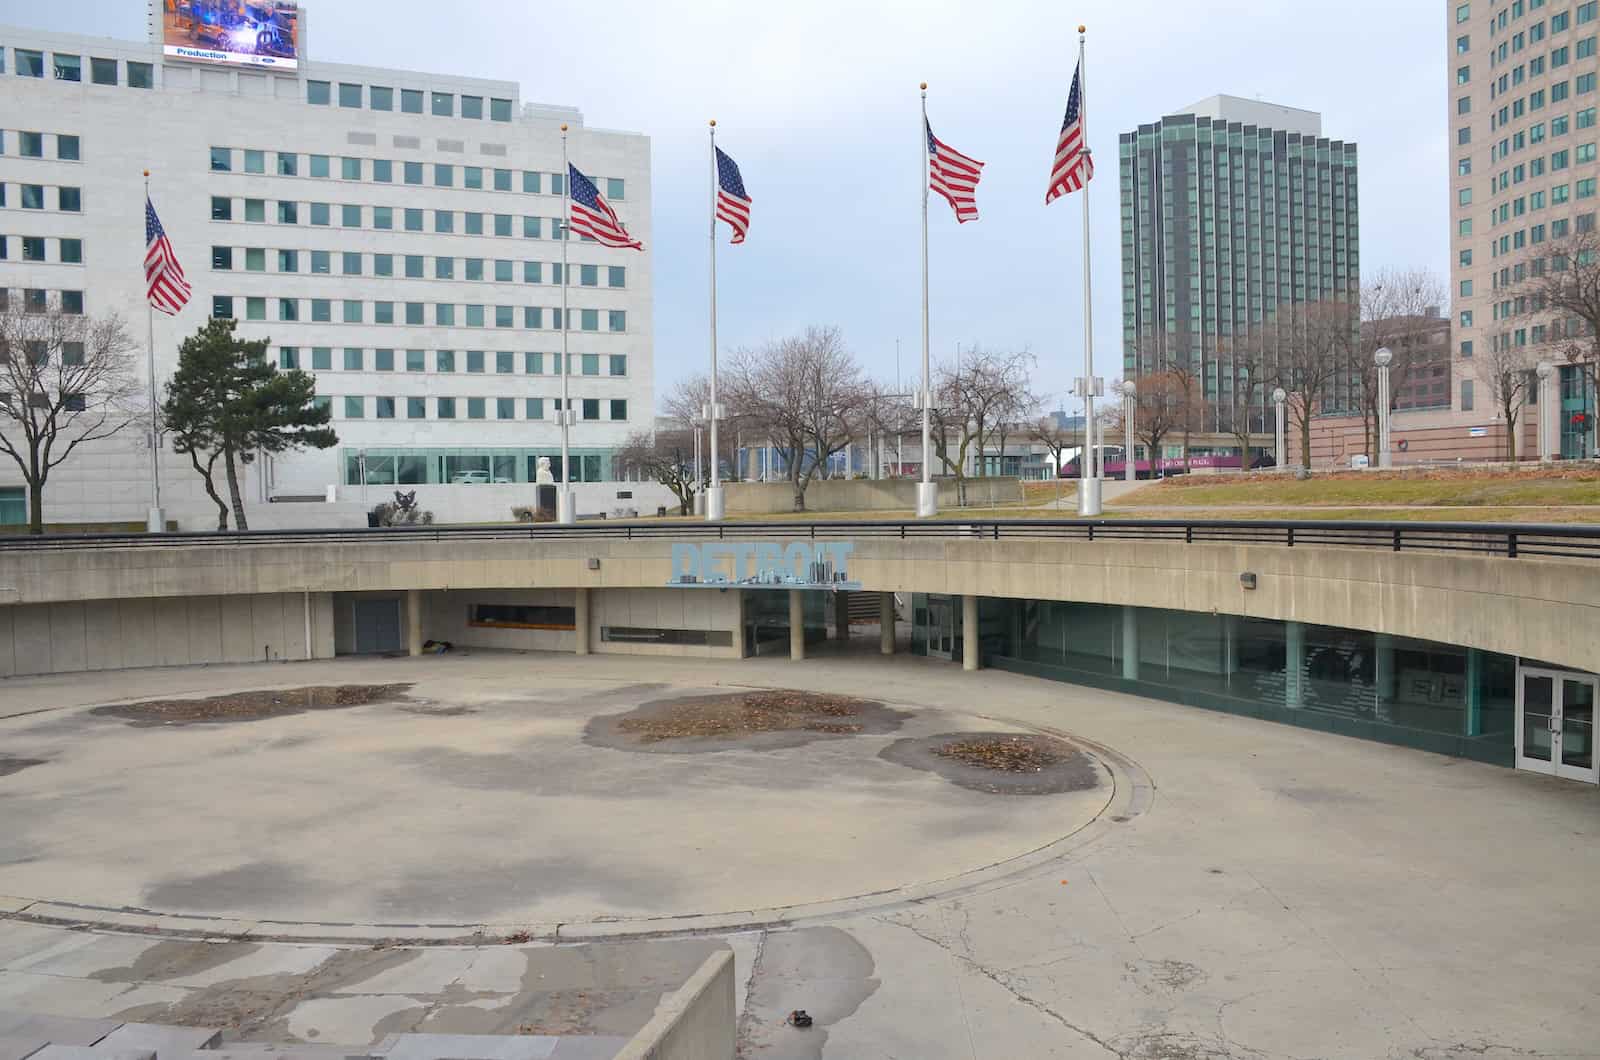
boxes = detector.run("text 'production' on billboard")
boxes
[159,1,302,71]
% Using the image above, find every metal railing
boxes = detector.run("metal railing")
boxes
[0,518,1596,562]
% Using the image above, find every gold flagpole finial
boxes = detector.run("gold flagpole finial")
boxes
[559,123,568,132]
[920,82,927,90]
[709,119,716,127]
[1078,23,1086,32]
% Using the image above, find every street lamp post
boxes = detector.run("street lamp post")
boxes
[1122,381,1136,482]
[691,418,706,515]
[1537,361,1555,463]
[1374,347,1394,469]
[1272,386,1288,471]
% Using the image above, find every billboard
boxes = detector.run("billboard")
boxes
[158,1,302,71]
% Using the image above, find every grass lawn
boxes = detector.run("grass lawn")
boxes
[1114,467,1600,509]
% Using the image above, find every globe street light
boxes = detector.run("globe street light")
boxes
[1374,347,1394,469]
[1537,361,1555,463]
[1121,380,1136,482]
[1272,386,1288,470]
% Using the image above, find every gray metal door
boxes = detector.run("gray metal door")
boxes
[353,599,402,654]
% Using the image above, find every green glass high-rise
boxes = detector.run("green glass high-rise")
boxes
[1119,97,1361,435]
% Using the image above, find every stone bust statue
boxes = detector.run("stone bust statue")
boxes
[535,456,554,484]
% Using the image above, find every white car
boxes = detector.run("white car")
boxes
[450,470,490,484]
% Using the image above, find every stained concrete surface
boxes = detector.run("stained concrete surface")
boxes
[0,652,1597,1058]
[0,662,1108,927]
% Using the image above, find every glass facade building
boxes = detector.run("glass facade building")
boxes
[912,594,1520,766]
[1119,102,1361,426]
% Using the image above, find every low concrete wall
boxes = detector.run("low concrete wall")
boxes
[0,592,334,676]
[615,949,735,1060]
[724,477,1023,514]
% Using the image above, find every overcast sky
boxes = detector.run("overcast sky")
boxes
[21,1,1446,411]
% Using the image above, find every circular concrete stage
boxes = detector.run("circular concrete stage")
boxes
[0,657,1126,938]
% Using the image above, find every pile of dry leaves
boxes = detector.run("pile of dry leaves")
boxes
[616,690,873,742]
[935,734,1070,773]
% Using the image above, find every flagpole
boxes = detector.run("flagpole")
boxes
[916,83,937,518]
[143,170,164,533]
[557,125,575,524]
[1076,27,1103,517]
[705,120,725,522]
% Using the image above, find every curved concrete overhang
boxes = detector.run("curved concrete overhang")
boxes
[0,534,1593,670]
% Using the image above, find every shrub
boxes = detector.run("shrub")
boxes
[512,505,554,523]
[371,489,434,527]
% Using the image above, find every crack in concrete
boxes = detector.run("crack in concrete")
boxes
[733,929,767,1058]
[875,913,1124,1058]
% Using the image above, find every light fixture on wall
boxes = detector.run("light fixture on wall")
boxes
[1239,572,1257,590]
[587,558,601,570]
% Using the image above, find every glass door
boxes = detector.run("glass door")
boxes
[1516,667,1599,784]
[928,596,955,660]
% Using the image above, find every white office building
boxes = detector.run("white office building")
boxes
[0,19,654,529]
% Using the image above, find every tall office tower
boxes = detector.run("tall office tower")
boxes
[1119,96,1360,451]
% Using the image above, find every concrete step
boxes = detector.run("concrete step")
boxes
[371,1034,564,1060]
[185,1050,374,1060]
[93,1026,221,1058]
[0,1035,48,1060]
[28,1047,153,1060]
[0,1017,119,1050]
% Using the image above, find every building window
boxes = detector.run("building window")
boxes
[278,201,298,224]
[407,396,426,418]
[431,91,453,116]
[467,397,486,419]
[311,249,330,273]
[581,398,600,421]
[523,171,542,194]
[462,95,483,119]
[212,295,233,319]
[496,351,515,373]
[307,80,330,104]
[371,85,393,110]
[310,202,330,225]
[312,299,331,322]
[343,300,363,323]
[1458,126,1472,145]
[495,305,514,328]
[436,210,454,233]
[309,154,329,178]
[1458,65,1471,84]
[60,290,83,315]
[527,397,544,419]
[1461,310,1474,327]
[375,301,394,324]
[280,298,298,321]
[52,53,80,81]
[401,88,423,114]
[609,310,627,332]
[437,396,456,419]
[494,168,513,191]
[59,238,82,264]
[1456,2,1470,22]
[610,399,628,421]
[338,82,362,108]
[464,304,483,327]
[14,49,43,77]
[405,208,424,231]
[376,397,396,419]
[1461,340,1474,358]
[435,163,454,187]
[1458,95,1472,115]
[90,57,117,85]
[58,187,81,212]
[1456,34,1470,54]
[406,350,426,372]
[465,212,484,235]
[311,347,332,370]
[1461,279,1474,297]
[490,98,513,122]
[243,148,265,173]
[437,350,456,372]
[127,61,153,88]
[344,396,364,419]
[373,159,393,183]
[580,309,600,331]
[1460,379,1475,410]
[609,354,627,376]
[279,347,299,370]
[20,237,44,261]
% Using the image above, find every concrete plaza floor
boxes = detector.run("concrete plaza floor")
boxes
[0,650,1596,1058]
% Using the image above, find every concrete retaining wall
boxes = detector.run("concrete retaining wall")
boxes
[723,477,1023,514]
[0,592,334,677]
[615,949,735,1060]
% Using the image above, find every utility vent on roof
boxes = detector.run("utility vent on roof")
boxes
[393,135,421,149]
[480,143,508,156]
[347,132,378,146]
[437,138,465,153]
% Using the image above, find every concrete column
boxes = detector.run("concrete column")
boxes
[962,594,979,672]
[834,592,850,640]
[789,590,805,661]
[1464,648,1483,737]
[1285,620,1305,709]
[879,592,896,655]
[406,589,422,657]
[574,588,590,656]
[1121,605,1139,681]
[1374,633,1394,723]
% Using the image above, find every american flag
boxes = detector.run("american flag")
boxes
[144,197,191,315]
[1045,58,1094,203]
[566,164,642,250]
[714,146,752,244]
[926,119,984,223]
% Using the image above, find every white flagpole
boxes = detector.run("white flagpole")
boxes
[706,120,725,521]
[916,83,938,518]
[1076,27,1103,517]
[143,171,164,533]
[558,125,575,524]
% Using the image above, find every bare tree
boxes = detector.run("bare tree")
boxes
[1028,406,1079,480]
[1477,344,1537,461]
[1358,268,1448,457]
[928,347,1033,502]
[615,427,698,514]
[1535,233,1600,437]
[1273,301,1357,470]
[723,326,866,511]
[0,302,139,534]
[1114,371,1192,476]
[1215,337,1268,467]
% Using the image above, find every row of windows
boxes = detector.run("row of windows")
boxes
[213,297,628,331]
[207,148,623,200]
[1483,211,1597,258]
[321,395,627,422]
[0,289,84,313]
[210,247,625,287]
[278,347,627,377]
[305,80,513,123]
[0,184,83,212]
[0,236,83,263]
[207,196,582,239]
[5,48,153,88]
[0,131,80,161]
